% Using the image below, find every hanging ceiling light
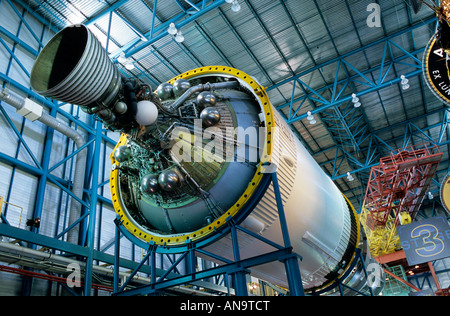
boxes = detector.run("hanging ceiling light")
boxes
[346,172,354,182]
[352,93,361,108]
[168,22,178,35]
[401,75,410,90]
[117,52,135,70]
[175,30,185,43]
[167,22,185,43]
[231,0,241,12]
[306,111,316,125]
[117,52,127,64]
[124,61,135,70]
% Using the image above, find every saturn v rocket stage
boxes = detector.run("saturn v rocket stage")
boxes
[28,24,383,295]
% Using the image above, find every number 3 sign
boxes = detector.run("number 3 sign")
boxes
[397,216,450,266]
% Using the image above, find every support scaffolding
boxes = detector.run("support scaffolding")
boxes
[364,143,442,229]
[361,143,442,257]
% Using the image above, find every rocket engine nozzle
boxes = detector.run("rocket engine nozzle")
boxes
[30,24,158,132]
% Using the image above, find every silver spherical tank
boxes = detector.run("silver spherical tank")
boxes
[114,101,128,115]
[196,91,217,108]
[200,107,221,127]
[140,174,160,195]
[158,169,180,192]
[172,79,191,97]
[156,82,174,100]
[113,145,131,163]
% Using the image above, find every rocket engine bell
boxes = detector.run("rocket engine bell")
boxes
[30,24,383,295]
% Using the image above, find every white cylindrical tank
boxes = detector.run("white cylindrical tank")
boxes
[204,109,357,291]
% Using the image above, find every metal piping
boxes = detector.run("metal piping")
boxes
[165,81,239,113]
[0,241,149,285]
[0,87,86,244]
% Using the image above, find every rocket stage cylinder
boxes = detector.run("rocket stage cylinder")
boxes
[30,25,383,295]
[109,67,382,294]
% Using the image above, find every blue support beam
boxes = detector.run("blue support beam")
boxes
[84,0,130,26]
[6,0,45,51]
[266,23,430,180]
[83,118,102,295]
[0,222,157,275]
[0,25,39,57]
[230,225,249,296]
[0,1,122,293]
[262,18,437,212]
[113,168,305,296]
[113,223,121,293]
[121,0,227,58]
[271,171,304,296]
[328,107,450,181]
[279,65,422,125]
[31,105,55,236]
[114,247,296,296]
[267,17,435,94]
[11,0,61,33]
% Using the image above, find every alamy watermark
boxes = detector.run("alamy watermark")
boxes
[367,262,383,288]
[367,3,381,28]
[66,262,81,288]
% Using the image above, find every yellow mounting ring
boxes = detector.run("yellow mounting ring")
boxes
[110,66,275,246]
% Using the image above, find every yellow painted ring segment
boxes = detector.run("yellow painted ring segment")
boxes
[344,193,361,254]
[440,172,450,214]
[110,66,275,246]
[342,193,361,273]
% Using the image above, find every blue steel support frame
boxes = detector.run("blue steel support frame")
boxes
[112,169,305,297]
[265,18,436,189]
[120,0,227,59]
[0,71,116,225]
[83,118,102,295]
[271,171,304,296]
[260,18,438,212]
[230,225,249,296]
[267,18,435,123]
